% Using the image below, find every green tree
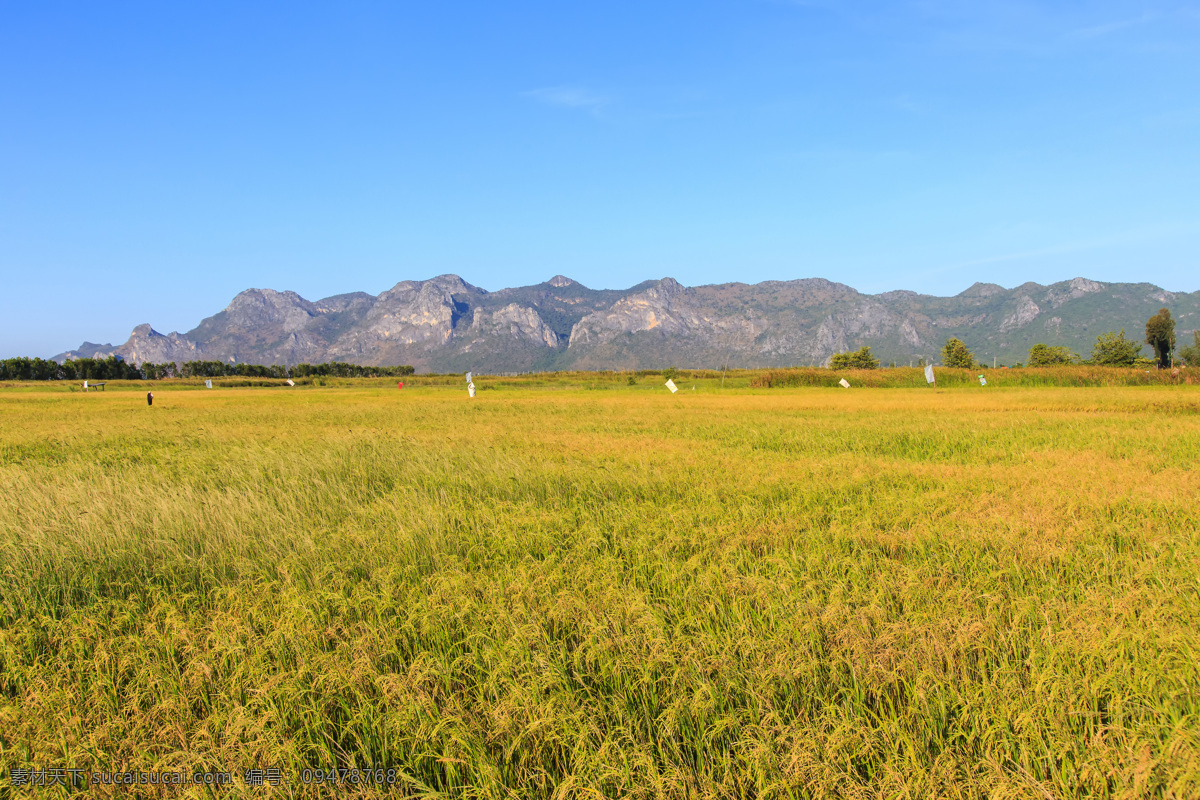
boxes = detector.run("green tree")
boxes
[941,338,975,369]
[1027,343,1078,366]
[1090,329,1143,366]
[828,346,880,369]
[1145,308,1176,368]
[1179,330,1200,367]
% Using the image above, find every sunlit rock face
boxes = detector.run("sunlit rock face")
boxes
[470,304,559,348]
[122,324,204,364]
[1000,296,1042,332]
[359,277,468,346]
[568,278,699,346]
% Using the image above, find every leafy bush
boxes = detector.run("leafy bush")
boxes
[1177,331,1200,367]
[1090,329,1143,366]
[1028,344,1078,366]
[941,338,976,369]
[828,346,880,369]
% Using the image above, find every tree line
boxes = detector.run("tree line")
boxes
[827,308,1199,370]
[1022,308,1197,368]
[0,357,415,382]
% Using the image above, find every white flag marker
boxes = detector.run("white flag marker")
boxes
[83,380,88,390]
[465,372,473,383]
[467,382,476,398]
[979,374,987,386]
[665,379,678,394]
[924,364,935,384]
[286,379,295,386]
[205,379,213,389]
[839,378,850,388]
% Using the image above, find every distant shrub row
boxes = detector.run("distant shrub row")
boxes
[823,312,1198,372]
[752,365,1198,389]
[0,356,414,382]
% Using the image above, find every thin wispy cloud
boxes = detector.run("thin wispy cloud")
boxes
[523,87,610,115]
[1069,13,1155,39]
[772,147,919,164]
[947,240,1108,269]
[855,4,1175,56]
[769,0,841,9]
[890,93,926,114]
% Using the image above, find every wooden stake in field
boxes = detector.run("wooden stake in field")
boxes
[146,392,153,406]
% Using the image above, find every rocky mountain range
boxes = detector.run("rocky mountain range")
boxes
[55,275,1200,372]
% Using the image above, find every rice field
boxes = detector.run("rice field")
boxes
[2,377,1199,798]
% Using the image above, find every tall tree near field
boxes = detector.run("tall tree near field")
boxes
[1145,308,1176,368]
[941,338,975,368]
[1090,329,1143,366]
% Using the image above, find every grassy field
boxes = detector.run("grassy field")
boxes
[1,377,1199,798]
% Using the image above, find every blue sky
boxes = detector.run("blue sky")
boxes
[3,1,1198,357]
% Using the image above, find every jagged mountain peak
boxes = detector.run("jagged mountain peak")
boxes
[222,289,317,329]
[229,287,307,305]
[1068,277,1105,293]
[428,273,481,294]
[53,275,1196,372]
[959,282,1006,298]
[379,274,482,300]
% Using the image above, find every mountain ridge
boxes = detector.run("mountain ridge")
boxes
[54,275,1200,372]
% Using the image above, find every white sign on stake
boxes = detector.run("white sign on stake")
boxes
[665,379,678,394]
[465,372,473,384]
[979,374,987,386]
[839,378,850,388]
[205,379,212,389]
[286,379,295,386]
[467,382,476,398]
[924,364,935,384]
